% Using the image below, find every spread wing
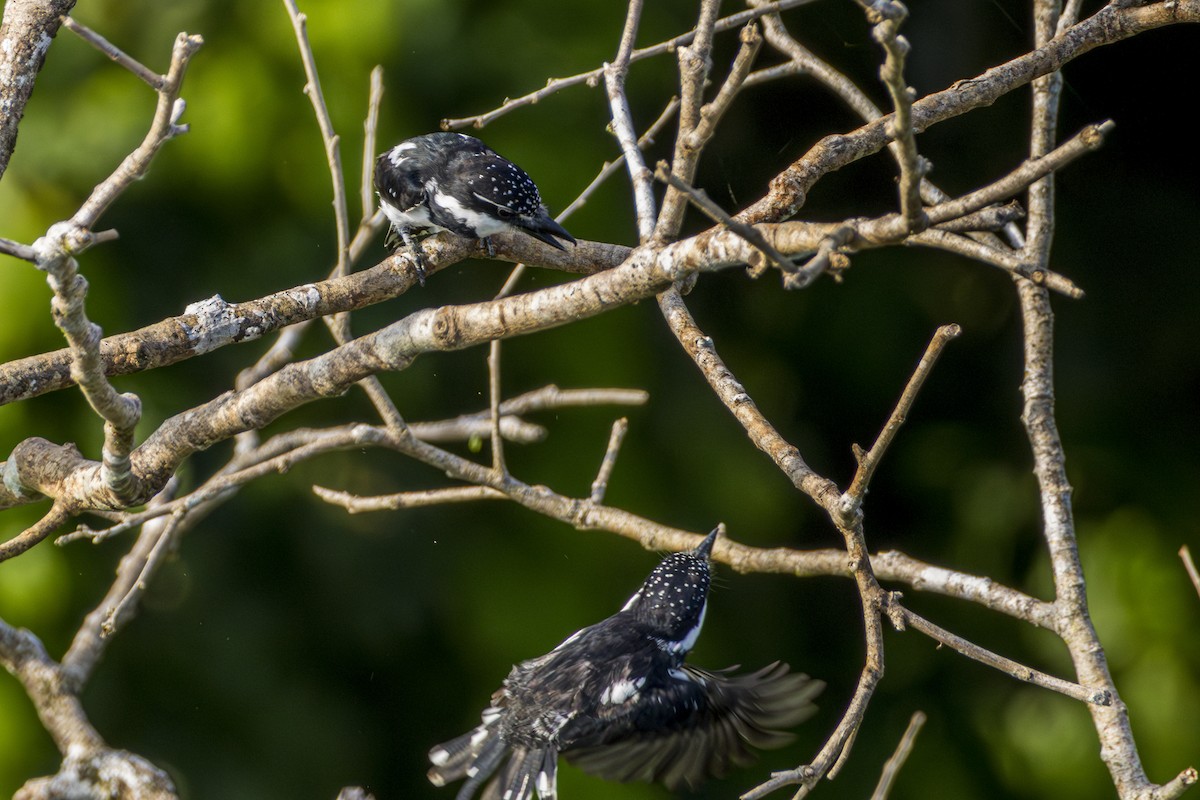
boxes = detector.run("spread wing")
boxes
[563,662,823,791]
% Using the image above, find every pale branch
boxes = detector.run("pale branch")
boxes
[657,285,887,798]
[1027,0,1062,270]
[488,385,650,416]
[284,3,407,433]
[1,619,177,800]
[932,201,1024,234]
[842,324,961,516]
[749,1,1075,295]
[283,0,349,276]
[439,0,818,130]
[868,549,1057,630]
[891,601,1111,706]
[0,0,77,180]
[60,480,180,689]
[0,235,38,261]
[14,24,202,507]
[488,340,507,474]
[295,421,1058,645]
[674,0,722,138]
[589,417,629,505]
[59,15,162,89]
[908,228,1082,299]
[655,162,794,275]
[1017,276,1163,796]
[823,121,1113,268]
[84,424,388,543]
[412,415,547,445]
[604,0,657,241]
[14,749,178,800]
[656,287,837,508]
[0,234,627,406]
[868,711,926,800]
[924,121,1112,229]
[57,386,647,543]
[651,0,727,243]
[785,226,852,290]
[0,88,1116,415]
[0,501,70,562]
[233,208,388,393]
[34,233,143,503]
[861,0,927,231]
[737,0,1200,225]
[314,484,506,513]
[1181,545,1200,601]
[72,31,201,230]
[361,65,384,225]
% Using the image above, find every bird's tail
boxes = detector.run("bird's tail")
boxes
[484,746,557,800]
[428,712,558,800]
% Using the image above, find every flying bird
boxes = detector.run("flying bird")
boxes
[375,132,576,285]
[427,528,823,800]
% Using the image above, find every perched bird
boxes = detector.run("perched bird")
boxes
[374,132,576,285]
[428,528,823,800]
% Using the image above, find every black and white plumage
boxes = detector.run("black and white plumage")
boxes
[428,529,823,800]
[375,132,576,285]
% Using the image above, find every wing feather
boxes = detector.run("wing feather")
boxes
[564,662,823,791]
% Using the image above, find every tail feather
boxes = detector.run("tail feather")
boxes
[429,707,507,793]
[452,736,507,800]
[475,747,556,800]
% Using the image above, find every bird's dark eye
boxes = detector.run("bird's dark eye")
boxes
[496,207,516,219]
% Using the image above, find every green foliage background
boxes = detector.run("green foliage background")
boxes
[1,1,1197,798]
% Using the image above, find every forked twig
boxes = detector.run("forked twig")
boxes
[842,324,961,516]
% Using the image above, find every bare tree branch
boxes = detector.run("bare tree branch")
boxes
[0,0,77,180]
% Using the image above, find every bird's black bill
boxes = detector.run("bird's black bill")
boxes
[519,216,577,251]
[694,528,719,558]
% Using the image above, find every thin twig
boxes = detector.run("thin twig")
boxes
[313,484,506,513]
[282,0,349,277]
[361,65,384,225]
[557,96,680,222]
[60,15,164,89]
[652,0,725,243]
[604,0,657,241]
[842,324,961,517]
[60,479,180,688]
[862,1,927,231]
[72,32,202,229]
[0,236,38,262]
[924,121,1113,228]
[589,417,629,505]
[440,0,818,130]
[282,3,404,431]
[869,711,927,800]
[488,340,507,475]
[893,601,1111,705]
[1180,545,1200,602]
[654,162,793,274]
[0,502,71,562]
